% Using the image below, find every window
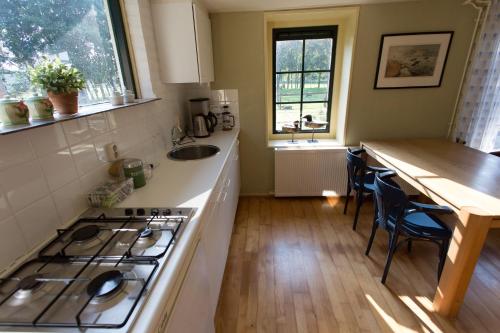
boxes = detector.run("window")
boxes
[272,26,337,134]
[0,0,135,106]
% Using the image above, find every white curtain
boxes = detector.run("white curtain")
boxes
[453,0,500,152]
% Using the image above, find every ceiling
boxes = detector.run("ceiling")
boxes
[203,0,414,13]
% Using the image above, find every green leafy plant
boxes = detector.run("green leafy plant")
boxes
[29,57,85,94]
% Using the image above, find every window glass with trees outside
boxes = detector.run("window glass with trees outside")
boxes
[273,26,337,133]
[0,0,133,106]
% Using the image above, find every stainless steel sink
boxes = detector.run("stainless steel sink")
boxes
[167,145,220,161]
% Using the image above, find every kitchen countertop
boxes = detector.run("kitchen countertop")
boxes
[121,128,240,332]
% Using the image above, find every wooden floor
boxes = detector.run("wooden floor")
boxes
[214,196,500,333]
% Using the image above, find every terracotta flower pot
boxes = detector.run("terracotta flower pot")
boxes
[47,91,78,115]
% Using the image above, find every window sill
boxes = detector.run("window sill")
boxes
[268,138,345,150]
[0,98,160,136]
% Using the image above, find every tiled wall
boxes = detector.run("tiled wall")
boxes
[0,101,178,270]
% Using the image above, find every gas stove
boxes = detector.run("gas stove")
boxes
[0,207,194,330]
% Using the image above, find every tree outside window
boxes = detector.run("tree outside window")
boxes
[273,26,337,134]
[0,0,126,106]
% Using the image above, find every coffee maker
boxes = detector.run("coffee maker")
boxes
[188,98,218,137]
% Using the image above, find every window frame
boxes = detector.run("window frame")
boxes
[107,0,137,98]
[272,25,338,134]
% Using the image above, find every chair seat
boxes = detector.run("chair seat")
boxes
[354,173,375,192]
[387,212,451,239]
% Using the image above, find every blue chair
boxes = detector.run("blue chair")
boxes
[343,148,391,230]
[367,171,453,284]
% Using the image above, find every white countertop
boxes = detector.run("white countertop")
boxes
[123,128,240,333]
[0,129,240,333]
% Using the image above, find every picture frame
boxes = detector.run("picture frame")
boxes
[374,32,453,89]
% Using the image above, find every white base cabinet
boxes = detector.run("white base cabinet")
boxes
[165,140,240,332]
[164,239,213,333]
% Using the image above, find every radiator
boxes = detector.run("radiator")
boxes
[274,147,419,197]
[274,147,348,197]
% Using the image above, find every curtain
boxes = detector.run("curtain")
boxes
[453,0,500,152]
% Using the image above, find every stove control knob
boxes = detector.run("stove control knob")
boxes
[151,208,159,215]
[137,208,146,216]
[163,209,172,216]
[125,208,133,216]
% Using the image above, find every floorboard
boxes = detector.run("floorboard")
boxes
[214,197,500,333]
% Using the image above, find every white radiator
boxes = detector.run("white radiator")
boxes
[274,147,348,197]
[274,147,419,197]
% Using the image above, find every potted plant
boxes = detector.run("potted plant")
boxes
[29,57,85,115]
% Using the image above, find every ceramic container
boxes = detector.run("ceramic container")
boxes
[25,94,54,120]
[123,158,146,189]
[110,91,124,106]
[0,96,29,126]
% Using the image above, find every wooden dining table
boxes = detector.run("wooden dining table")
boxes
[360,138,500,318]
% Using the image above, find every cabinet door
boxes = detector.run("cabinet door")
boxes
[202,178,227,317]
[165,239,213,333]
[193,3,214,82]
[151,0,199,83]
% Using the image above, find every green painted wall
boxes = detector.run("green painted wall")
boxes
[210,0,476,195]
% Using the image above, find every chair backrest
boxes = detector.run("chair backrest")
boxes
[346,148,367,188]
[373,172,408,230]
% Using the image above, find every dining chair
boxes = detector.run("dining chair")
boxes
[367,171,453,284]
[343,148,391,230]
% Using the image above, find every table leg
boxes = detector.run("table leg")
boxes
[433,207,492,317]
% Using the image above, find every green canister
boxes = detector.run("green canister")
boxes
[0,96,29,126]
[25,94,54,120]
[123,158,146,189]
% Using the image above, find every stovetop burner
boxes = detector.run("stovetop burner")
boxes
[87,270,124,298]
[138,227,153,238]
[71,224,100,242]
[17,274,43,291]
[0,207,195,329]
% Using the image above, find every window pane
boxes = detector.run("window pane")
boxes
[276,40,303,72]
[275,104,301,132]
[303,73,330,102]
[302,103,328,127]
[276,73,302,103]
[0,0,123,106]
[304,38,332,71]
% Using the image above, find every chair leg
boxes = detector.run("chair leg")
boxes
[381,231,399,284]
[365,218,379,256]
[437,239,450,281]
[407,239,413,253]
[343,183,351,215]
[352,192,363,230]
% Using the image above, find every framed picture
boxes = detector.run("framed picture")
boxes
[374,32,453,89]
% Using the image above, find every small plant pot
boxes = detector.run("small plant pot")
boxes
[48,91,78,115]
[0,97,29,126]
[25,94,54,120]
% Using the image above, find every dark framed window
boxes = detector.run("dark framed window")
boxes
[272,26,338,134]
[0,0,136,105]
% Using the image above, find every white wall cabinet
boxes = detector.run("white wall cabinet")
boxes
[151,0,214,83]
[166,140,240,332]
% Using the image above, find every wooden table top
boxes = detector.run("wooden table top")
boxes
[361,139,500,217]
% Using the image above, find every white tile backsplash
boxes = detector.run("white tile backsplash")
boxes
[0,190,12,220]
[52,179,87,224]
[0,132,35,171]
[15,196,60,248]
[87,113,109,136]
[0,160,49,212]
[39,148,78,191]
[28,123,67,156]
[62,118,92,145]
[0,100,186,272]
[0,217,28,269]
[71,140,100,176]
